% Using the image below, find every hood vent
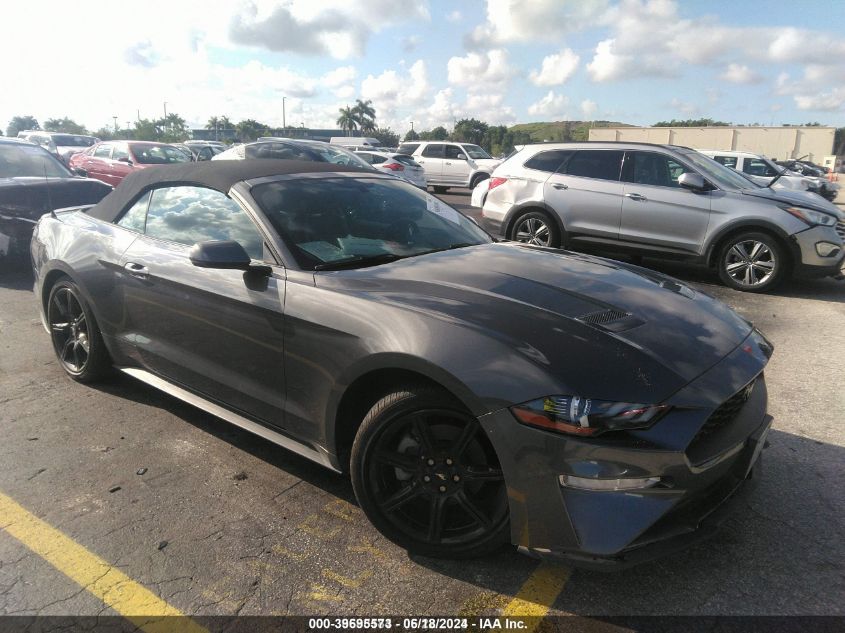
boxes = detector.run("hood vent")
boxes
[577,308,644,333]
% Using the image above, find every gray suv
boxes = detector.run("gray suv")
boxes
[476,142,845,292]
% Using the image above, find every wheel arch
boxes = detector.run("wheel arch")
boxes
[502,203,565,245]
[705,221,799,269]
[326,355,486,470]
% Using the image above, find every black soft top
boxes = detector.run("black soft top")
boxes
[85,159,370,223]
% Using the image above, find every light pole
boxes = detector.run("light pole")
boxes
[282,97,287,131]
[163,102,168,119]
[112,116,118,135]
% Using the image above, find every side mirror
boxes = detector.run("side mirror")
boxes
[118,156,133,165]
[189,240,252,270]
[456,154,467,160]
[678,172,707,191]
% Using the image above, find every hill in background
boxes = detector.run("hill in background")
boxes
[508,120,631,143]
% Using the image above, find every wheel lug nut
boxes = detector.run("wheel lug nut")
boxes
[452,475,460,482]
[427,459,435,466]
[438,485,447,493]
[445,458,453,466]
[423,475,431,482]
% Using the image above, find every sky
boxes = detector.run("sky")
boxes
[3,0,845,135]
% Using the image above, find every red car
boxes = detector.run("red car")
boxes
[68,141,191,187]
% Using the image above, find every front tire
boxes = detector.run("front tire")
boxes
[509,210,561,248]
[717,231,787,292]
[47,279,112,382]
[351,387,509,558]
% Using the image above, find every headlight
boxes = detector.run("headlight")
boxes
[510,396,668,437]
[782,206,837,227]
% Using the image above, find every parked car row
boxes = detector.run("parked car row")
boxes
[17,130,99,165]
[471,142,844,292]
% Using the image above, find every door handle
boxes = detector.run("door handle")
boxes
[552,183,568,190]
[445,162,452,165]
[625,193,647,201]
[124,262,149,279]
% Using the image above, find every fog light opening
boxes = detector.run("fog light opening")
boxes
[815,242,842,258]
[559,474,661,491]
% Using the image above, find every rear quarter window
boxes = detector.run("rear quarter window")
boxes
[524,150,573,174]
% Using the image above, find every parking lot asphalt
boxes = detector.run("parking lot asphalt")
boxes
[1,190,843,625]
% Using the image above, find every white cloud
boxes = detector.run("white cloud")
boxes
[527,91,570,119]
[581,99,598,119]
[670,98,699,116]
[447,49,515,87]
[446,10,462,23]
[322,66,357,87]
[529,49,580,87]
[721,64,762,85]
[360,60,430,122]
[464,93,517,125]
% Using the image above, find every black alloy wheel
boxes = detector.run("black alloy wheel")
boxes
[510,211,561,248]
[47,279,111,382]
[351,387,509,558]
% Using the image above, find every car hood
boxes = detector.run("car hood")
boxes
[740,186,844,219]
[0,177,113,221]
[471,158,501,169]
[317,243,757,403]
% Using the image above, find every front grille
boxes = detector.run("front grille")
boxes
[578,308,630,325]
[835,221,845,241]
[692,380,755,443]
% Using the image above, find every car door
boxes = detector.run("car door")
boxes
[117,185,288,428]
[84,143,113,184]
[109,143,135,183]
[619,150,712,254]
[544,149,625,242]
[442,144,471,185]
[416,143,445,183]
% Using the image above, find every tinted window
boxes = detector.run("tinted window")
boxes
[393,155,418,167]
[564,150,623,181]
[524,150,573,173]
[370,154,387,164]
[246,142,315,160]
[252,177,490,270]
[461,144,492,159]
[397,143,420,155]
[117,191,151,232]
[94,144,112,158]
[742,158,779,178]
[0,143,72,178]
[421,144,445,158]
[130,144,191,165]
[52,135,97,147]
[112,145,129,160]
[144,186,263,258]
[622,152,691,188]
[713,155,737,169]
[445,145,465,159]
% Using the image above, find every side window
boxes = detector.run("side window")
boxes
[421,144,445,158]
[117,191,151,232]
[444,145,465,159]
[397,143,420,155]
[144,186,264,259]
[742,158,778,178]
[713,155,737,169]
[370,155,387,164]
[112,145,129,160]
[94,144,112,158]
[622,152,691,188]
[525,150,573,173]
[563,150,624,181]
[356,153,374,164]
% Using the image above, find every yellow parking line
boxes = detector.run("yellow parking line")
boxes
[502,563,571,629]
[0,491,207,633]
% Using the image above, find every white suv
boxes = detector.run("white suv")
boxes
[396,141,500,192]
[697,150,832,198]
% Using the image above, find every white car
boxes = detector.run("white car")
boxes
[17,131,99,164]
[396,141,501,192]
[697,150,825,196]
[213,139,373,170]
[354,151,427,188]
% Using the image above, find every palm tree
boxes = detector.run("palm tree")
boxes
[336,106,357,135]
[351,99,376,133]
[205,116,220,130]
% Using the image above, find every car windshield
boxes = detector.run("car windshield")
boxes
[304,144,375,169]
[130,143,192,165]
[0,143,73,178]
[682,151,762,191]
[52,134,97,147]
[462,144,492,160]
[252,177,491,270]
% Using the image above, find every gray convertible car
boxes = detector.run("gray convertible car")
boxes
[31,160,774,568]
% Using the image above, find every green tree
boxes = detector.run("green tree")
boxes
[352,99,376,133]
[452,118,488,145]
[43,117,88,134]
[235,119,267,142]
[372,127,399,147]
[403,129,419,141]
[132,118,161,141]
[93,126,116,141]
[6,115,40,136]
[428,126,449,141]
[653,118,731,127]
[158,113,188,142]
[337,106,357,135]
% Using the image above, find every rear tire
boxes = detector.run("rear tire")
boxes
[508,210,561,248]
[432,186,448,194]
[470,173,489,189]
[47,279,112,382]
[350,386,509,558]
[716,231,788,292]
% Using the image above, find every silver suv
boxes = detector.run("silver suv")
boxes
[397,141,501,192]
[475,142,845,292]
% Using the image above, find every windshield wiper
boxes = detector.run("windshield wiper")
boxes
[313,253,406,271]
[767,168,785,189]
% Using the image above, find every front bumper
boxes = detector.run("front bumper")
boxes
[479,333,772,569]
[791,224,845,278]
